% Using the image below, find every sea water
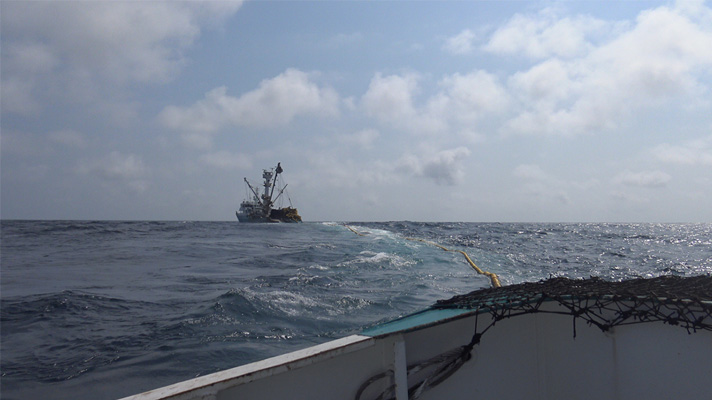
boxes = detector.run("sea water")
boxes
[1,221,711,399]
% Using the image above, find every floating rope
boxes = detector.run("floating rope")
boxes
[404,237,501,288]
[345,224,367,236]
[344,225,501,288]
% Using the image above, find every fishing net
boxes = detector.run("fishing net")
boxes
[435,275,712,334]
[356,275,712,400]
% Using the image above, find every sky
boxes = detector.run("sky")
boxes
[2,0,711,222]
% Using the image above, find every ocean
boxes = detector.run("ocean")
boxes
[1,221,711,399]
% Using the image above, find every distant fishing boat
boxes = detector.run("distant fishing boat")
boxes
[122,275,712,400]
[236,163,301,223]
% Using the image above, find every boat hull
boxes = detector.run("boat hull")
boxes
[235,207,302,223]
[120,298,712,400]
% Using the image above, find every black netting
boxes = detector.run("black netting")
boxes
[434,275,712,334]
[357,275,712,400]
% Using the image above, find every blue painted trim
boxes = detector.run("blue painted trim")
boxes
[361,308,474,337]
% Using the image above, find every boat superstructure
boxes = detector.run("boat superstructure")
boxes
[236,163,301,223]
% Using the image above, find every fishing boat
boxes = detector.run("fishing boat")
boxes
[122,275,711,400]
[236,163,301,223]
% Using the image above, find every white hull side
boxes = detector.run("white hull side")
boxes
[121,300,712,400]
[412,303,712,400]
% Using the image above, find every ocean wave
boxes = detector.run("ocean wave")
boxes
[3,221,711,400]
[1,291,167,383]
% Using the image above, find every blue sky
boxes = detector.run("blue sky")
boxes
[2,1,711,222]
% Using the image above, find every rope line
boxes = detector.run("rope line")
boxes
[345,224,367,236]
[344,225,501,288]
[403,237,501,288]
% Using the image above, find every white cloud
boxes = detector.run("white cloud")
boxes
[484,8,609,59]
[85,152,146,180]
[509,59,574,104]
[159,69,340,137]
[435,70,510,124]
[512,164,572,204]
[595,5,712,98]
[159,87,231,134]
[398,147,471,186]
[361,72,423,129]
[513,164,549,181]
[614,170,671,187]
[4,1,241,83]
[180,132,215,150]
[340,129,380,149]
[500,3,712,137]
[443,29,476,55]
[76,152,149,192]
[303,153,395,189]
[199,151,252,170]
[1,1,242,115]
[610,190,650,204]
[362,70,508,136]
[651,135,712,165]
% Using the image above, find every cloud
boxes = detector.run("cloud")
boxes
[614,170,671,187]
[499,3,712,137]
[339,129,380,149]
[509,59,573,104]
[596,5,712,97]
[398,147,471,186]
[1,73,42,115]
[513,164,549,181]
[159,69,340,138]
[362,70,508,136]
[199,151,252,170]
[650,135,712,165]
[79,152,146,180]
[443,29,476,55]
[76,152,149,192]
[1,1,242,115]
[435,70,510,124]
[483,8,610,59]
[304,153,395,189]
[48,130,87,149]
[512,164,571,204]
[361,72,424,129]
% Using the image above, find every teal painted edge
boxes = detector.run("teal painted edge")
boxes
[361,308,474,337]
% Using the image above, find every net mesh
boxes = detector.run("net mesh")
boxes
[434,275,712,334]
[356,275,712,400]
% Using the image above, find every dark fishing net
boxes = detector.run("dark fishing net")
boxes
[356,275,712,400]
[434,275,712,334]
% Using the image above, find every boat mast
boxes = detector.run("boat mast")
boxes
[269,162,283,201]
[261,169,272,215]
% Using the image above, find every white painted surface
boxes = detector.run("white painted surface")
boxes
[119,335,376,400]
[122,302,712,400]
[393,335,408,400]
